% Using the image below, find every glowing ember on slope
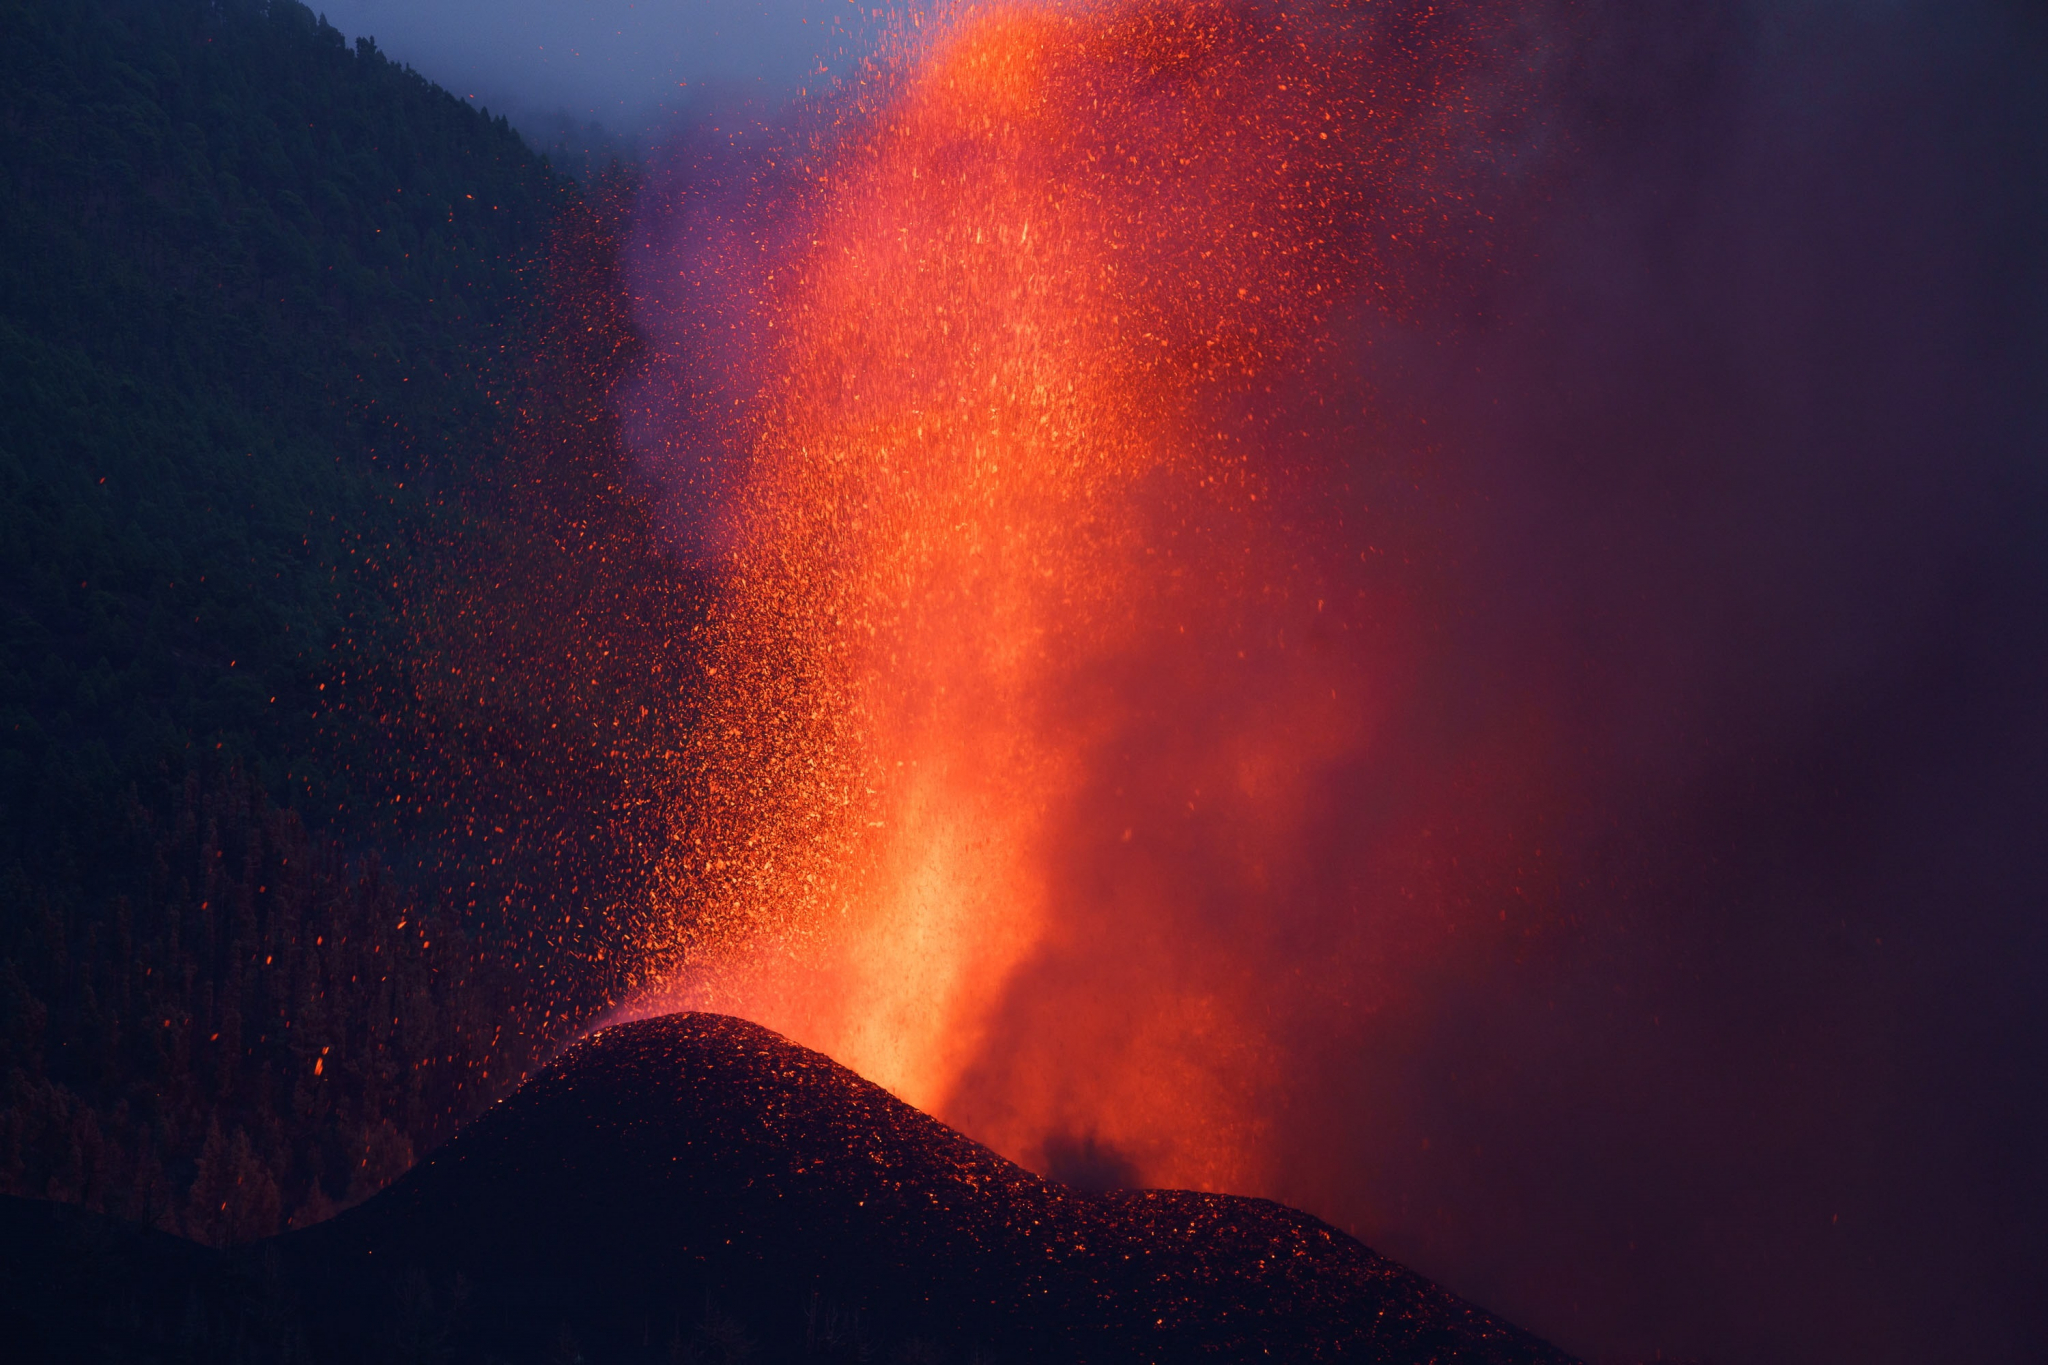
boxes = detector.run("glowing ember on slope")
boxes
[622,0,1511,1192]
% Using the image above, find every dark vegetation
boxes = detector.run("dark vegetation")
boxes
[0,0,689,1244]
[0,1013,1580,1363]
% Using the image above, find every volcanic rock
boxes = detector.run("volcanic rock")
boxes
[2,1012,1579,1363]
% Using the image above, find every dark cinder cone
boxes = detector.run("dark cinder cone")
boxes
[290,1011,1578,1364]
[1,1012,1581,1363]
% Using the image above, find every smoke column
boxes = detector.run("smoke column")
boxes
[605,2,2048,1361]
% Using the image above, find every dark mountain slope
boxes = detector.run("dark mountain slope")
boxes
[2,1012,1581,1363]
[0,0,557,833]
[0,0,677,1245]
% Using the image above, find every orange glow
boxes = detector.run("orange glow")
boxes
[623,0,1496,1192]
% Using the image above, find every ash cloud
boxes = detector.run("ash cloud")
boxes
[1243,3,2048,1361]
[615,3,2048,1362]
[948,2,2048,1361]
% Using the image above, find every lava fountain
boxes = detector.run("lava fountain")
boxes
[624,0,1513,1193]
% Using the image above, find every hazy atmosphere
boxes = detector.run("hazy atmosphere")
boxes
[312,0,898,150]
[2,2,2041,1363]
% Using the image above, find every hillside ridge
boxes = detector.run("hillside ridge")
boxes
[5,1011,1581,1363]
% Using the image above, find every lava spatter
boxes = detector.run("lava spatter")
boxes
[623,0,1512,1194]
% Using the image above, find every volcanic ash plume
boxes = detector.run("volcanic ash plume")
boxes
[572,0,2048,1357]
[620,0,1512,1194]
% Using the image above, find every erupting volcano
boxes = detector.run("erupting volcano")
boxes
[617,0,1521,1197]
[4,0,2040,1359]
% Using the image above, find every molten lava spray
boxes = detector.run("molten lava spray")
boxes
[624,0,1509,1194]
[497,1,2048,1358]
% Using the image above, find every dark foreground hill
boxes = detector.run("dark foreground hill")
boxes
[0,1011,1577,1363]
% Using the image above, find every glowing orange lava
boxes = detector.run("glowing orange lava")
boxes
[626,0,1499,1192]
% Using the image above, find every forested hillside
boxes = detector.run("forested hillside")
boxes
[0,0,676,1242]
[0,0,549,828]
